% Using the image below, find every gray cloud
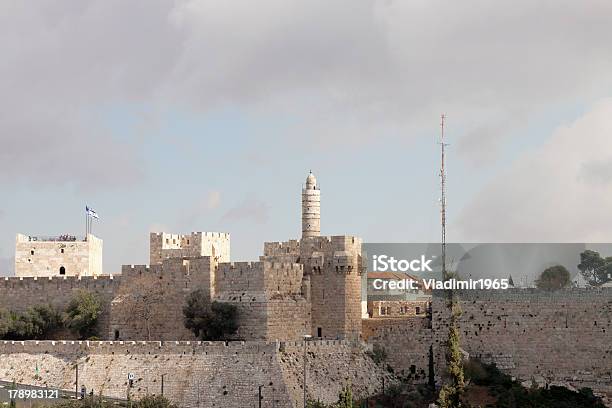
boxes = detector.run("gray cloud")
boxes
[578,159,612,186]
[455,99,612,242]
[222,196,269,224]
[0,257,14,277]
[175,191,222,229]
[3,0,612,170]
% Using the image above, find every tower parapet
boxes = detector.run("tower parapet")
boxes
[149,231,230,265]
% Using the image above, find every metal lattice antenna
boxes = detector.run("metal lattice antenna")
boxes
[440,114,448,276]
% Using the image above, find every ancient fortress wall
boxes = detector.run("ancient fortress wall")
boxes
[263,240,300,261]
[301,236,363,340]
[15,234,103,277]
[264,236,364,340]
[0,257,216,342]
[0,340,293,408]
[0,340,391,408]
[433,288,612,395]
[215,262,310,341]
[278,340,393,406]
[150,232,230,265]
[0,275,121,337]
[363,317,437,382]
[112,257,216,341]
[365,288,612,397]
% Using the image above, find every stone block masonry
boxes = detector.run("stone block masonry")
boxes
[150,232,230,265]
[432,288,612,397]
[112,257,217,341]
[0,340,392,408]
[0,340,293,408]
[0,275,120,338]
[15,233,103,277]
[215,262,310,341]
[364,288,612,399]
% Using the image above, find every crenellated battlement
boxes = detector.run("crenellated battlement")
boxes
[150,230,230,265]
[264,240,301,256]
[0,274,120,289]
[0,339,279,355]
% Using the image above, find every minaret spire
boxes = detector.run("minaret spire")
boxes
[302,171,321,239]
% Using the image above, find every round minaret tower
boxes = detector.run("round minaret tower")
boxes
[302,171,321,239]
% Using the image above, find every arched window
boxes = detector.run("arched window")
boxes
[59,266,66,275]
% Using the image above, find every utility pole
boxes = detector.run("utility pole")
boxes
[75,362,79,400]
[303,334,312,408]
[258,385,263,408]
[161,374,165,396]
[439,114,449,277]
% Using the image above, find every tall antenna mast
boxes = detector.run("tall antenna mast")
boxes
[440,114,448,277]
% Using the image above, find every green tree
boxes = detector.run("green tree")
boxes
[536,265,571,290]
[578,250,610,285]
[438,270,465,408]
[64,290,102,339]
[0,305,62,340]
[27,304,63,339]
[183,291,238,340]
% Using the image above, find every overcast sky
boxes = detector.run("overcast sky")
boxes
[2,0,612,274]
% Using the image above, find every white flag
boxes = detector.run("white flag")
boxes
[86,206,99,219]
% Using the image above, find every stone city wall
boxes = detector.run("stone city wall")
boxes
[0,340,293,408]
[432,288,612,396]
[0,340,391,408]
[215,262,310,341]
[365,288,612,398]
[363,317,436,382]
[0,275,120,337]
[112,257,215,341]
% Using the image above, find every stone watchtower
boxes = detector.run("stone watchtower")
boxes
[302,171,321,239]
[14,233,103,277]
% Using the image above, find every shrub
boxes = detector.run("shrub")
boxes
[0,305,63,340]
[64,290,102,339]
[336,385,354,408]
[536,265,571,290]
[183,291,238,341]
[134,395,179,408]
